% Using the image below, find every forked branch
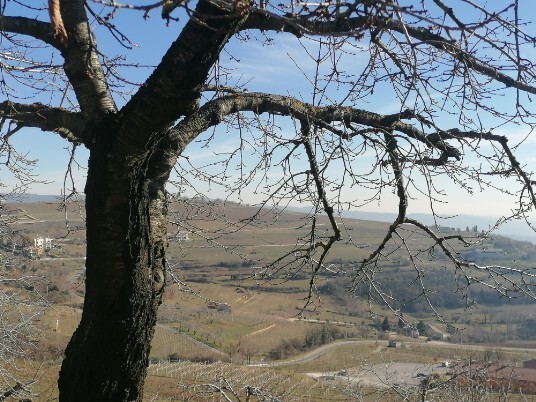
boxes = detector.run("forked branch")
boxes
[0,101,86,145]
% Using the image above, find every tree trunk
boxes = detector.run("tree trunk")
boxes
[56,2,245,398]
[58,131,168,401]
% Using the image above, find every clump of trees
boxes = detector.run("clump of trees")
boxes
[268,324,344,360]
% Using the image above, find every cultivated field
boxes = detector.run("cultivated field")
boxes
[1,200,536,400]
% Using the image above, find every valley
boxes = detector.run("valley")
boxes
[1,198,536,400]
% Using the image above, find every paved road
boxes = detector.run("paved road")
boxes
[249,340,382,367]
[249,339,536,368]
[249,339,536,390]
[155,324,228,359]
[416,340,536,354]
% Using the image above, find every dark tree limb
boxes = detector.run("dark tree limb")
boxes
[300,121,341,305]
[0,16,63,49]
[0,101,86,145]
[168,92,462,158]
[117,0,248,156]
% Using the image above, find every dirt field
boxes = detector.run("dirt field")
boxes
[307,362,450,389]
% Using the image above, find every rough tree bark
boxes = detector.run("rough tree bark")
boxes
[57,130,168,400]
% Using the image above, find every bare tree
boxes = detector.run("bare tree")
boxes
[0,248,48,400]
[0,180,51,400]
[1,0,536,400]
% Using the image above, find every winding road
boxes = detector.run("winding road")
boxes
[249,340,381,367]
[249,339,536,368]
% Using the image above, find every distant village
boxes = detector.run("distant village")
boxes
[0,229,192,260]
[0,234,54,259]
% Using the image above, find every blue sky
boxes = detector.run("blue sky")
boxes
[3,1,536,222]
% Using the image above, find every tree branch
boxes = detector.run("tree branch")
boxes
[0,3,116,121]
[49,0,68,44]
[0,16,63,49]
[243,10,536,96]
[59,0,117,120]
[117,0,248,156]
[0,101,86,145]
[301,121,341,306]
[169,92,461,158]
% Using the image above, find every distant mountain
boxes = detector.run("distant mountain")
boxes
[5,196,536,243]
[286,206,536,244]
[2,194,69,203]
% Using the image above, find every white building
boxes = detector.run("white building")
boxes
[175,231,190,241]
[34,236,53,250]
